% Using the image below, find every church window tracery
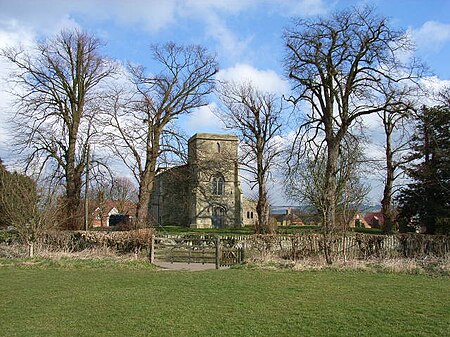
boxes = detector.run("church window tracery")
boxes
[212,175,224,195]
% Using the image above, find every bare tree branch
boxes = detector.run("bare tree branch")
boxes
[215,81,284,233]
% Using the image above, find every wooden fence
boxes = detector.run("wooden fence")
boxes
[240,233,450,260]
[151,233,450,265]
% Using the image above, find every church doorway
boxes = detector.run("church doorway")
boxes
[212,206,226,228]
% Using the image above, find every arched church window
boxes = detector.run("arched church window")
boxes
[212,175,224,195]
[217,142,221,153]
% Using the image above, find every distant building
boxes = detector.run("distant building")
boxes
[151,133,256,228]
[349,212,371,228]
[364,211,385,229]
[242,197,258,227]
[91,200,136,227]
[271,208,304,227]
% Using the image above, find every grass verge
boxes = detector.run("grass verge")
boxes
[0,259,449,337]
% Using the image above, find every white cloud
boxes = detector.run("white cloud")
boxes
[0,0,329,70]
[0,20,36,48]
[203,13,253,61]
[91,0,177,32]
[419,75,450,102]
[0,21,38,158]
[411,20,450,52]
[217,63,289,95]
[0,0,177,34]
[182,0,327,62]
[183,103,225,133]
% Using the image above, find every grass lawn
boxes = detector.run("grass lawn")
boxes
[154,225,323,236]
[0,260,449,337]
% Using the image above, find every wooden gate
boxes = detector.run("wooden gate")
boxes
[150,235,245,269]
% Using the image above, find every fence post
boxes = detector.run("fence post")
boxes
[241,241,246,263]
[215,236,220,269]
[150,234,155,264]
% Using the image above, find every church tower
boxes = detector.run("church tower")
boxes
[188,133,243,228]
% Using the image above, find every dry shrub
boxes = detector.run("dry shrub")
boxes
[0,243,27,258]
[36,245,117,259]
[36,245,148,261]
[38,228,155,254]
[244,252,450,276]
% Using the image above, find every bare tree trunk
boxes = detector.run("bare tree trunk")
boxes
[28,242,34,258]
[342,232,347,263]
[256,180,271,234]
[381,162,394,234]
[382,118,395,234]
[66,169,83,230]
[323,141,340,265]
[136,137,160,227]
[136,171,155,227]
[255,143,272,233]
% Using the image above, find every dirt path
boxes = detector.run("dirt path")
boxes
[154,260,222,271]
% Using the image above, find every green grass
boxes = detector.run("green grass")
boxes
[0,259,449,337]
[276,225,322,234]
[352,227,384,234]
[155,225,323,236]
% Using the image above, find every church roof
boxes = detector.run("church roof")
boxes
[188,133,238,142]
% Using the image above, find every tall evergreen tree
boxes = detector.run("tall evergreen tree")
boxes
[397,106,450,234]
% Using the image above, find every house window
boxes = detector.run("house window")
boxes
[212,175,224,195]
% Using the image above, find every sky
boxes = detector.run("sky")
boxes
[1,0,450,205]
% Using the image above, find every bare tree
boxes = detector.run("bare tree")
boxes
[378,105,414,233]
[283,6,421,263]
[368,78,421,234]
[286,137,369,261]
[216,82,283,233]
[110,176,139,204]
[287,140,369,216]
[1,29,115,229]
[103,43,218,226]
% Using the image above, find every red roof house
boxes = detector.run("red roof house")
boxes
[91,200,136,228]
[364,212,385,229]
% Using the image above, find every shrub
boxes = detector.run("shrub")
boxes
[39,229,155,254]
[0,229,19,245]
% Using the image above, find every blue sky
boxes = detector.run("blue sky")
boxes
[1,0,450,204]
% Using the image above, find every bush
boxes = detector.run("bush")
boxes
[353,227,383,234]
[0,229,19,245]
[39,229,155,254]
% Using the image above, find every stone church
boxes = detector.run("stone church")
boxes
[150,133,257,228]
